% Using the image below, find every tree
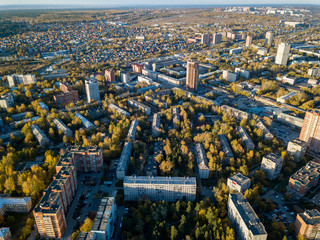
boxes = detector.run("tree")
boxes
[159,161,173,173]
[80,218,94,232]
[4,177,15,193]
[170,226,178,240]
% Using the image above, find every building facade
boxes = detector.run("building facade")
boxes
[194,143,209,179]
[287,138,307,162]
[260,153,284,180]
[53,90,79,106]
[152,113,161,137]
[124,176,197,202]
[128,99,151,116]
[105,69,115,82]
[7,74,36,88]
[275,42,291,65]
[228,192,268,240]
[75,113,96,130]
[265,31,273,45]
[186,60,200,92]
[85,78,100,103]
[116,141,133,180]
[30,124,50,147]
[295,209,320,240]
[299,110,320,152]
[212,33,222,44]
[246,35,253,47]
[236,126,255,150]
[227,173,251,193]
[0,197,32,215]
[53,118,73,137]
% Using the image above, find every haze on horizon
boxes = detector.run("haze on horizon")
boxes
[0,0,319,6]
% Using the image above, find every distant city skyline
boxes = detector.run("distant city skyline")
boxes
[0,0,320,6]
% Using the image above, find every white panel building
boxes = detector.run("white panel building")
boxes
[261,153,284,180]
[152,113,161,137]
[127,120,139,141]
[30,124,50,147]
[275,43,291,65]
[75,113,96,130]
[116,141,133,180]
[85,78,100,103]
[194,143,209,179]
[128,99,151,116]
[228,192,267,240]
[124,176,196,202]
[53,118,73,137]
[227,173,251,193]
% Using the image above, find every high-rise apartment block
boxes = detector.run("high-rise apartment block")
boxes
[124,176,197,202]
[85,78,100,103]
[288,161,320,196]
[227,173,251,193]
[132,63,143,74]
[186,60,200,92]
[201,34,210,45]
[7,74,36,88]
[105,69,116,82]
[212,33,222,45]
[228,192,268,240]
[194,143,209,179]
[120,71,130,83]
[299,110,320,152]
[246,35,253,47]
[260,153,284,180]
[265,31,273,45]
[287,138,307,162]
[295,209,320,240]
[275,42,291,65]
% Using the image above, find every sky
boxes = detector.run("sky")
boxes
[0,0,319,5]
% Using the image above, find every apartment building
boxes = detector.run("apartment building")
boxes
[236,126,255,150]
[0,197,32,215]
[220,105,251,121]
[228,192,267,240]
[30,124,50,147]
[59,82,73,93]
[105,69,115,82]
[275,42,291,65]
[186,60,200,92]
[85,78,100,103]
[172,107,180,129]
[0,92,14,109]
[124,176,197,202]
[145,141,162,176]
[265,31,273,46]
[68,146,103,173]
[75,113,96,130]
[7,74,36,87]
[308,68,320,78]
[227,173,251,193]
[53,118,73,137]
[256,119,274,140]
[261,153,284,180]
[127,120,139,141]
[218,134,234,164]
[53,90,79,106]
[152,113,161,137]
[194,143,209,179]
[287,138,307,162]
[235,68,250,79]
[246,35,253,47]
[116,141,133,180]
[277,92,297,103]
[299,109,320,152]
[295,209,320,240]
[288,161,320,196]
[128,99,151,116]
[132,63,144,74]
[91,197,117,239]
[212,33,222,44]
[108,103,130,117]
[222,70,238,82]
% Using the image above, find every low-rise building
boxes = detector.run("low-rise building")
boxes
[53,118,73,137]
[0,92,14,109]
[145,142,162,176]
[173,107,180,129]
[220,105,251,121]
[152,113,161,137]
[308,68,320,78]
[0,197,32,215]
[91,197,116,239]
[235,68,250,79]
[128,99,151,115]
[194,143,209,179]
[287,138,307,162]
[223,70,238,82]
[227,173,251,193]
[288,161,320,196]
[218,134,234,164]
[256,119,274,140]
[228,192,268,240]
[39,102,49,110]
[75,113,96,130]
[295,209,320,240]
[108,103,130,117]
[236,126,255,150]
[282,76,297,85]
[116,142,133,180]
[261,153,284,180]
[53,90,79,106]
[127,120,139,141]
[30,124,50,147]
[277,92,297,103]
[275,112,304,128]
[124,176,196,202]
[229,47,243,55]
